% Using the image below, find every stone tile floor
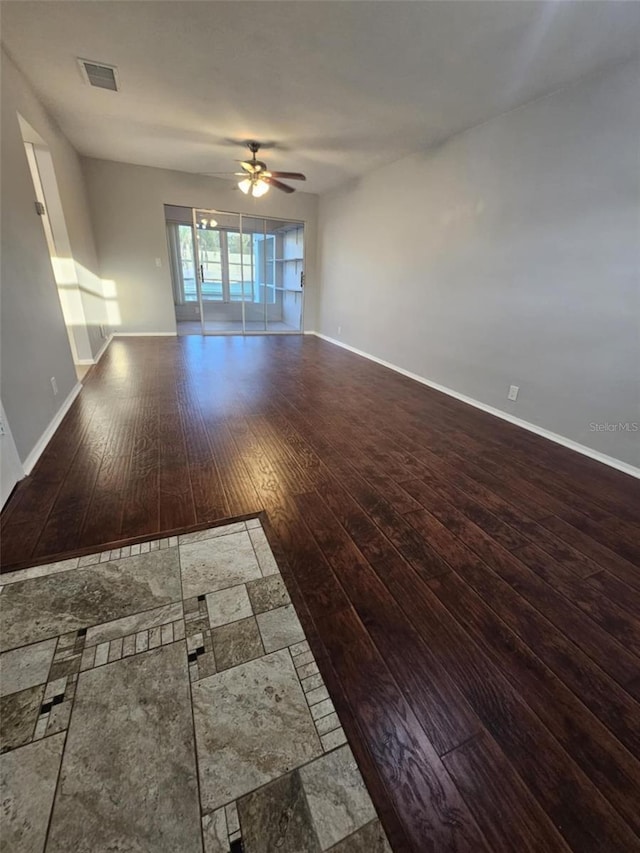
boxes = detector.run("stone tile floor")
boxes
[0,519,392,852]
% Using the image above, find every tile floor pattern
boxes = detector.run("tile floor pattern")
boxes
[0,519,392,853]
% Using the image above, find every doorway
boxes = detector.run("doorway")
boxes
[20,116,95,375]
[166,206,304,335]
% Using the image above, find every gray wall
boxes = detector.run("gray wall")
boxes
[1,50,82,462]
[317,59,640,468]
[83,159,319,334]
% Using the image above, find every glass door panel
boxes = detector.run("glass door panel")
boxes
[166,218,201,335]
[193,209,243,333]
[228,225,258,331]
[241,216,267,332]
[269,220,304,333]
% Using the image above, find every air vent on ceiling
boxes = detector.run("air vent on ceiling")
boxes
[78,59,119,91]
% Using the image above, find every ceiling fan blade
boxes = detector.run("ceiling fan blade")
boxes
[265,171,306,181]
[239,161,258,173]
[263,176,295,194]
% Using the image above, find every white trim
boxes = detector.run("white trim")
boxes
[92,333,113,363]
[112,332,177,337]
[313,332,640,479]
[303,330,317,335]
[74,333,113,366]
[22,382,83,475]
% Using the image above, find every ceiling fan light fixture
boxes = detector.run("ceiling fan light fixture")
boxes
[251,180,269,198]
[238,178,252,195]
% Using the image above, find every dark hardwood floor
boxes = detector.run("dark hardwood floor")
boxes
[2,335,639,852]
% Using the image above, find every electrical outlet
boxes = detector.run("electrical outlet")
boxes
[51,376,58,396]
[507,384,519,401]
[0,418,5,436]
[337,325,342,334]
[155,257,162,268]
[99,324,107,338]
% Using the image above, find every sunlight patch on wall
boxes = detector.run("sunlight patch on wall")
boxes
[101,279,122,327]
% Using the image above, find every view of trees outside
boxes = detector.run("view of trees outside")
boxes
[179,225,254,301]
[226,232,253,299]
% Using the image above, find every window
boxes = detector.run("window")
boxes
[177,224,197,301]
[168,221,277,305]
[226,231,253,302]
[255,234,276,304]
[198,228,224,300]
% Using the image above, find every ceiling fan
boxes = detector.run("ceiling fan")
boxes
[214,141,306,197]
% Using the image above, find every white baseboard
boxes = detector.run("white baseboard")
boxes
[22,382,83,475]
[313,332,640,479]
[113,332,177,337]
[303,330,317,335]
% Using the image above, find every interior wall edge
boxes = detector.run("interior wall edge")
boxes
[75,333,113,366]
[313,332,640,480]
[90,334,113,365]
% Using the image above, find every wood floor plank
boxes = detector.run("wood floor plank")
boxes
[179,400,229,521]
[32,420,109,557]
[556,505,640,565]
[293,434,450,577]
[314,607,491,853]
[369,554,640,853]
[157,398,193,530]
[402,481,640,690]
[79,454,129,547]
[403,507,640,759]
[540,515,640,593]
[512,542,640,658]
[0,518,46,566]
[442,733,572,853]
[428,572,640,834]
[204,421,262,517]
[399,465,529,551]
[581,570,640,619]
[120,397,159,540]
[295,490,482,756]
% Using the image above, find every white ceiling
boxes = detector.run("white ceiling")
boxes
[2,1,639,194]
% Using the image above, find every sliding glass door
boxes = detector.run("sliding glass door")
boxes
[167,206,304,335]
